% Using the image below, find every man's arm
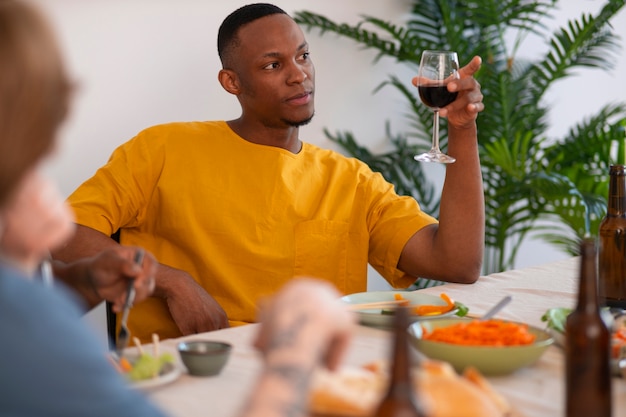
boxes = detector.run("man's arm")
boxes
[398,56,485,284]
[52,224,229,332]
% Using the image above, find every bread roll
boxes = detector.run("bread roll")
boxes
[462,367,512,416]
[308,366,383,417]
[308,360,510,417]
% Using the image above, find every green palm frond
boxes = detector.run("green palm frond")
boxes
[357,17,421,63]
[530,225,581,255]
[546,104,626,175]
[294,12,406,64]
[530,10,623,99]
[372,75,432,145]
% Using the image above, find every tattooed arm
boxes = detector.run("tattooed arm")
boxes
[239,278,356,417]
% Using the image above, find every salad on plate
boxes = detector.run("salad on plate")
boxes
[113,334,180,389]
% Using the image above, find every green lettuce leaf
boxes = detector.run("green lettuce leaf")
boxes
[454,302,469,317]
[541,307,572,333]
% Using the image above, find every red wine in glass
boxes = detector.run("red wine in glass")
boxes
[414,50,460,164]
[418,86,458,109]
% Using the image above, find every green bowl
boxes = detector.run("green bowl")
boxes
[408,317,554,376]
[177,340,232,377]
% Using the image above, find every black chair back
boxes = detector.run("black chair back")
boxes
[106,229,122,350]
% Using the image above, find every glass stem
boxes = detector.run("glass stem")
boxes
[432,110,441,152]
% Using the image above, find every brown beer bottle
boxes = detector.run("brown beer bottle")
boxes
[565,239,611,417]
[599,164,626,308]
[373,306,426,417]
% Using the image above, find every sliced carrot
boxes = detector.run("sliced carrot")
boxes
[412,293,455,316]
[440,292,455,308]
[422,319,536,346]
[392,292,456,316]
[416,292,456,315]
[612,343,622,359]
[414,304,455,316]
[611,327,626,358]
[119,357,133,372]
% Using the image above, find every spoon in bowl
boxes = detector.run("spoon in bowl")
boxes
[480,295,513,321]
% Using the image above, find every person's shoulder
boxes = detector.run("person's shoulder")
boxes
[138,120,226,136]
[129,121,228,149]
[0,267,168,417]
[0,265,84,318]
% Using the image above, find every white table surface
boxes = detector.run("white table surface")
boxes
[138,257,626,417]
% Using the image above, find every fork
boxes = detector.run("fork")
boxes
[115,249,144,360]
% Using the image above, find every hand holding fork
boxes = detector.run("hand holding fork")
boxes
[115,249,145,361]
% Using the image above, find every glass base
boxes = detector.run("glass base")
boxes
[414,150,456,164]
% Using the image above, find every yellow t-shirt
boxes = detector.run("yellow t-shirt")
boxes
[68,121,437,342]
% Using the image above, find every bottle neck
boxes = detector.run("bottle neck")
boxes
[577,239,600,312]
[607,165,626,216]
[375,307,426,417]
[389,307,413,384]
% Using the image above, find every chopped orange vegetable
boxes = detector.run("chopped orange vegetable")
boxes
[612,327,626,358]
[422,319,536,346]
[392,293,410,307]
[413,292,456,315]
[413,292,456,316]
[440,293,455,308]
[392,292,457,316]
[119,357,133,373]
[414,304,455,316]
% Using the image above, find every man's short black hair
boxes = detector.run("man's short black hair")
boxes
[217,3,288,68]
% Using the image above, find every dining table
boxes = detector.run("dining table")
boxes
[137,256,626,417]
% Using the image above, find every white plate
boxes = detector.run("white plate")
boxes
[129,361,181,391]
[547,328,565,348]
[341,291,460,328]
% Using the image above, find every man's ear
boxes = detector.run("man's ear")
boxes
[218,69,240,95]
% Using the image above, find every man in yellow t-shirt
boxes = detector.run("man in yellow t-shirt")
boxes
[53,4,486,343]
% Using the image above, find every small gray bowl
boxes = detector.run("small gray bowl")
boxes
[177,340,232,377]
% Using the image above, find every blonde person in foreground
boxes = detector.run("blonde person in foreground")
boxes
[53,2,485,344]
[0,1,353,415]
[0,168,157,313]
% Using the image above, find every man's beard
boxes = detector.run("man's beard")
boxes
[283,112,314,128]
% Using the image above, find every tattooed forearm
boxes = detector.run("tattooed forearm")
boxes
[266,363,313,393]
[239,363,314,417]
[239,398,304,417]
[267,312,310,351]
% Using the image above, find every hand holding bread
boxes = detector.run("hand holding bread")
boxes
[240,278,356,417]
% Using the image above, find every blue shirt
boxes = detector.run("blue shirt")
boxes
[0,264,168,417]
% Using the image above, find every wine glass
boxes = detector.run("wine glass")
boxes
[414,50,460,164]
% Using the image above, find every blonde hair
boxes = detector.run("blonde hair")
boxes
[0,0,72,206]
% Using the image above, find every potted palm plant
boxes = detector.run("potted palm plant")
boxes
[294,0,626,275]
